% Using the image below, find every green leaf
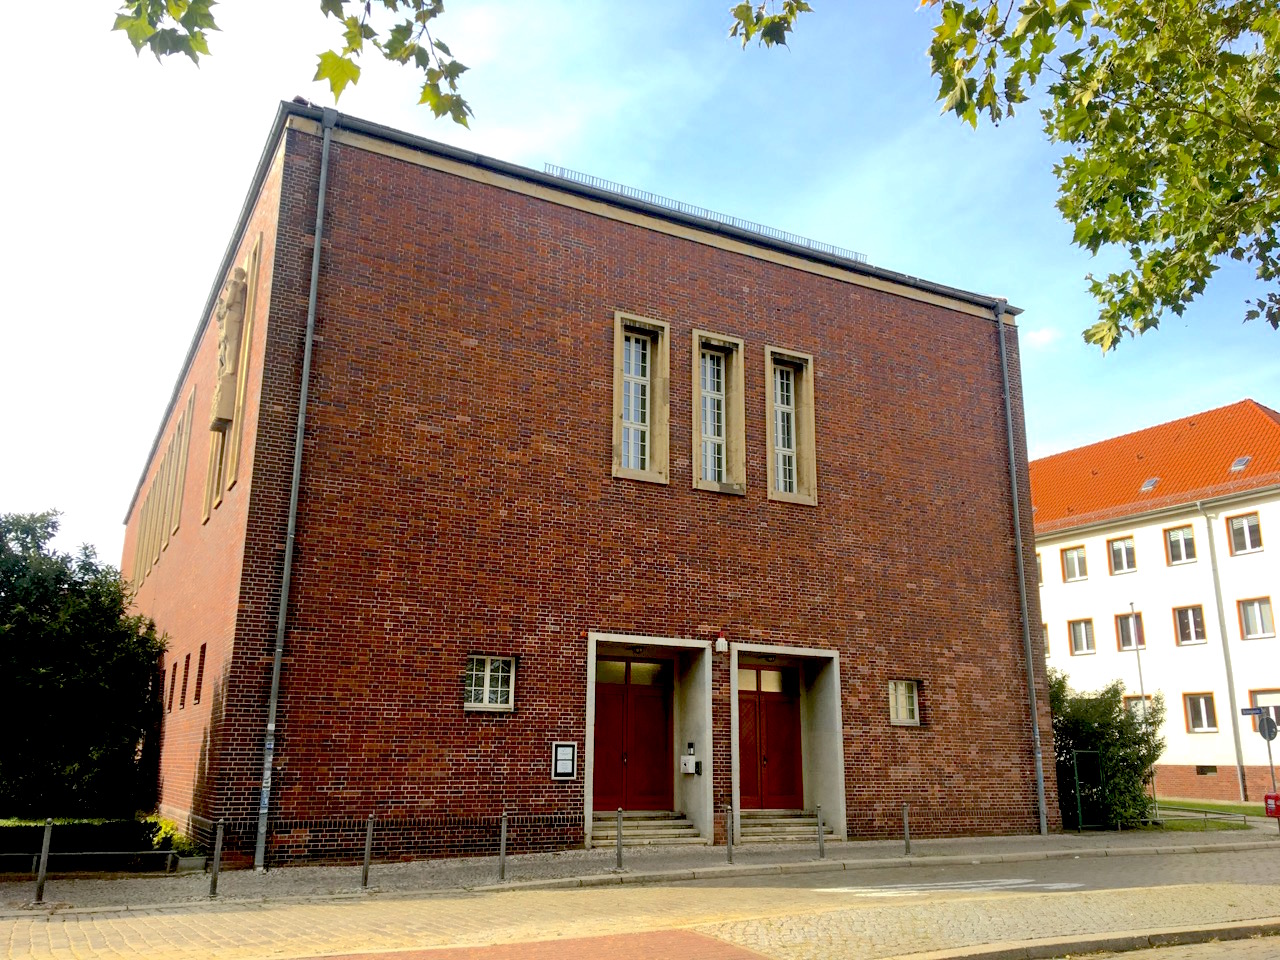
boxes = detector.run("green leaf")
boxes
[314,50,361,100]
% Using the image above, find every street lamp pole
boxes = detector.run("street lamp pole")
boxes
[1131,602,1158,813]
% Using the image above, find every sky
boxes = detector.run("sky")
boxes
[3,1,1278,564]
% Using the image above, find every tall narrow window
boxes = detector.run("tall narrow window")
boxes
[701,349,725,482]
[1116,612,1144,650]
[692,331,745,494]
[622,333,649,471]
[765,346,816,505]
[612,312,669,484]
[179,653,191,708]
[1165,525,1196,564]
[193,643,207,705]
[167,662,178,713]
[1228,513,1263,554]
[774,365,796,493]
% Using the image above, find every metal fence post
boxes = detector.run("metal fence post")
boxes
[615,808,623,870]
[34,819,52,904]
[209,819,224,897]
[726,802,734,864]
[816,804,825,859]
[361,814,375,888]
[498,812,508,882]
[902,803,911,856]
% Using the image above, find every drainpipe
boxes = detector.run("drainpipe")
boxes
[1197,501,1248,801]
[253,107,339,870]
[995,299,1049,836]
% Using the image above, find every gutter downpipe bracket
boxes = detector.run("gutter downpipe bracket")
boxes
[254,107,339,871]
[996,299,1049,836]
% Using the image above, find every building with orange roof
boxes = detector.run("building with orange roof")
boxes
[1031,399,1280,805]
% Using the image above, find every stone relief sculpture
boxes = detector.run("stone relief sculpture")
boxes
[210,266,248,430]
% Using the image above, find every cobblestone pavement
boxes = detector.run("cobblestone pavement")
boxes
[3,851,1279,960]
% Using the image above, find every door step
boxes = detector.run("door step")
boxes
[591,811,703,845]
[738,808,835,843]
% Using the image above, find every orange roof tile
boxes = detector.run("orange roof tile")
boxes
[1030,399,1280,534]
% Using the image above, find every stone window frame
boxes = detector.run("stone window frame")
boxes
[764,345,817,506]
[1184,692,1218,733]
[1068,618,1095,655]
[463,654,516,713]
[1173,605,1208,646]
[611,311,670,485]
[887,679,920,726]
[691,329,746,495]
[1164,524,1196,565]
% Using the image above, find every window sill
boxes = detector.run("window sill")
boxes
[1231,547,1263,557]
[694,478,746,496]
[1109,568,1137,576]
[768,488,818,507]
[613,466,669,486]
[1118,645,1146,653]
[889,719,921,727]
[1064,576,1088,583]
[464,703,514,713]
[1187,728,1218,734]
[1167,558,1197,567]
[1243,632,1276,640]
[1070,649,1096,656]
[1176,639,1208,647]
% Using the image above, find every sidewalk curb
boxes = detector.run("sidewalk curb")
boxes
[881,916,1280,960]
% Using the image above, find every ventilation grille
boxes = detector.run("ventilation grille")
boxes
[544,164,868,265]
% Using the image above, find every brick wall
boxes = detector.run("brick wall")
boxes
[1155,764,1278,802]
[130,117,1059,862]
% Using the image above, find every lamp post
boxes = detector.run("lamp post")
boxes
[1131,602,1158,813]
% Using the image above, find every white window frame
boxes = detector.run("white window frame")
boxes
[1062,546,1088,582]
[1165,525,1196,565]
[1116,612,1144,651]
[1174,605,1207,646]
[1069,619,1095,655]
[1185,693,1218,733]
[464,655,515,712]
[1108,536,1137,575]
[621,332,651,472]
[1228,512,1263,555]
[888,680,919,726]
[1239,597,1275,639]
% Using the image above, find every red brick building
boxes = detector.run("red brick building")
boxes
[123,101,1057,865]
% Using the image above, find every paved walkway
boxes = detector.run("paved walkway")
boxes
[0,824,1276,960]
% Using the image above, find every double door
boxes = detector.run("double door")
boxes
[738,665,803,809]
[593,659,673,811]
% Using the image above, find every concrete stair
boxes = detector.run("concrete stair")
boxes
[738,808,836,843]
[591,810,704,845]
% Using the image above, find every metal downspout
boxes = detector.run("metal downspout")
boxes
[254,107,339,870]
[1197,501,1249,800]
[995,299,1049,835]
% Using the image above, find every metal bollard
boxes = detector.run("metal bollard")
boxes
[615,808,623,870]
[903,802,911,856]
[361,814,375,888]
[816,804,825,859]
[34,819,53,904]
[726,802,734,864]
[209,819,224,897]
[498,812,508,882]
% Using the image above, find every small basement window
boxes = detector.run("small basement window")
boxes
[464,655,515,712]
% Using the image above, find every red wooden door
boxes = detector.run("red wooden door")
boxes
[738,666,803,809]
[593,659,672,810]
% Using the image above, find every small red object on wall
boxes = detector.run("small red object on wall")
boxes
[1265,794,1279,818]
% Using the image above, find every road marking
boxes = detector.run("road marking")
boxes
[815,878,1085,897]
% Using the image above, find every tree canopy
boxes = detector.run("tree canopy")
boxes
[1048,668,1164,827]
[113,1,1280,351]
[0,512,166,817]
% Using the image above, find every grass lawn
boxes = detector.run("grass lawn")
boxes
[1157,798,1266,817]
[1151,817,1249,831]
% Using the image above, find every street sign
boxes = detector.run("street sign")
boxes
[1260,716,1279,742]
[1242,706,1266,716]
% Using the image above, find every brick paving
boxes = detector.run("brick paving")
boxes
[312,930,769,959]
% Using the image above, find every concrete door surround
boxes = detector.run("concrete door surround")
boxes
[584,632,714,847]
[730,642,847,843]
